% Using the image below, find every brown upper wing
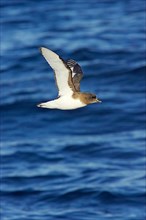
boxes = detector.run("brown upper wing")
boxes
[66,59,83,92]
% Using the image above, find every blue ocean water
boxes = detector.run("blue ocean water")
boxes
[0,0,146,219]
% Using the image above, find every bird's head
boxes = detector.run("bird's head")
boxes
[79,93,101,104]
[87,93,101,104]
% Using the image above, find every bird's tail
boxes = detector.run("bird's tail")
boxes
[37,100,56,109]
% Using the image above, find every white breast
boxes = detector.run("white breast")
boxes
[42,96,86,110]
[55,96,86,110]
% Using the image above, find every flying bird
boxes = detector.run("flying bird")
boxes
[37,47,101,110]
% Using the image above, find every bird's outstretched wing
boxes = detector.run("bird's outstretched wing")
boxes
[66,59,83,92]
[40,47,76,96]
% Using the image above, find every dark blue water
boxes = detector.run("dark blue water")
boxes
[1,0,146,219]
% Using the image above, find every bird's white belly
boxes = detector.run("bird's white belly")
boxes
[54,96,86,110]
[38,96,86,110]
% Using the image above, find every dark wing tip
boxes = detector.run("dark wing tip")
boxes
[39,47,43,54]
[67,59,83,74]
[39,47,47,54]
[67,59,77,68]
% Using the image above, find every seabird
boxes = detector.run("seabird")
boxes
[37,47,101,110]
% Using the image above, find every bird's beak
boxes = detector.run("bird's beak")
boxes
[96,98,102,103]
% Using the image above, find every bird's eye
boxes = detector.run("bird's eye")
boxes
[92,95,96,99]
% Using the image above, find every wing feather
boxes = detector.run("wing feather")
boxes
[40,47,76,96]
[67,59,83,91]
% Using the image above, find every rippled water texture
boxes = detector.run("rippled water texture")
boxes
[1,0,146,220]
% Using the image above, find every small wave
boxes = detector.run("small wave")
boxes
[98,190,146,204]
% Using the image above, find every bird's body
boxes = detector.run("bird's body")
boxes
[39,95,86,110]
[37,47,101,110]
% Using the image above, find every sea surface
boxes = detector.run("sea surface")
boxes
[1,0,146,220]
